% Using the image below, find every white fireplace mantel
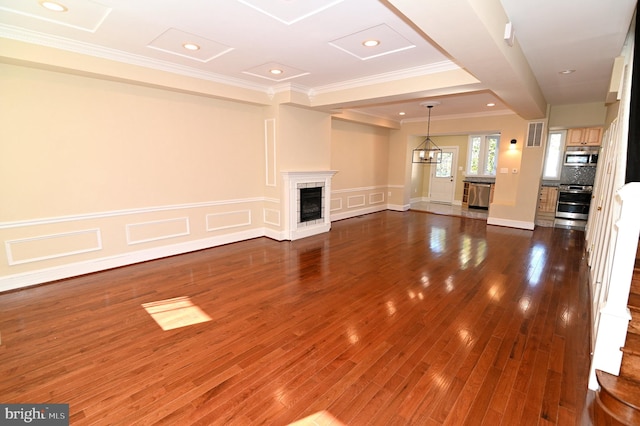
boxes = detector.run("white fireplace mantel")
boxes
[281,170,337,240]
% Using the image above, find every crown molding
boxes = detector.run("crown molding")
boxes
[310,61,459,95]
[401,108,516,123]
[1,24,462,109]
[0,23,270,93]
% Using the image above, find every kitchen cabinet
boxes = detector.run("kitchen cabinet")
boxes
[462,182,469,208]
[567,127,602,147]
[537,185,558,220]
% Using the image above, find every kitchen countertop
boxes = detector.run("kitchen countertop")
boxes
[463,177,495,184]
[541,180,561,187]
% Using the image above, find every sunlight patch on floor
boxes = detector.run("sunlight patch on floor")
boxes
[142,296,211,331]
[287,410,345,426]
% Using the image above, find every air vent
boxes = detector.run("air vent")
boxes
[526,122,544,147]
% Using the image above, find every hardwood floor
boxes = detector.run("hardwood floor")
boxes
[0,211,596,425]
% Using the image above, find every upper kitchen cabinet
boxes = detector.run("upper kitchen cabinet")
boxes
[566,127,603,147]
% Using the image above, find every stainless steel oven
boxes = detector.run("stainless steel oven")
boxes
[556,184,593,220]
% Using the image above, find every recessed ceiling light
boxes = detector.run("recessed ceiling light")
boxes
[486,103,495,107]
[559,69,576,75]
[362,39,380,47]
[182,43,200,51]
[269,68,283,75]
[398,112,406,116]
[40,1,67,12]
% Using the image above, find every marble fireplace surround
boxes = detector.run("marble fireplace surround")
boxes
[281,171,337,240]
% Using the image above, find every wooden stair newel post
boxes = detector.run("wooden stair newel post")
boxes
[589,182,640,390]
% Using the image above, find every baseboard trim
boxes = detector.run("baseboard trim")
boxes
[387,203,410,212]
[330,205,387,222]
[0,228,265,293]
[487,217,535,230]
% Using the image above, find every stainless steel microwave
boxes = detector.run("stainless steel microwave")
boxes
[564,148,599,166]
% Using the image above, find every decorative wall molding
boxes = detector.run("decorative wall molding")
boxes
[5,228,102,266]
[330,198,343,211]
[369,192,385,205]
[264,118,277,187]
[206,210,252,232]
[263,208,281,227]
[126,217,190,245]
[347,195,366,209]
[0,197,265,229]
[1,201,412,291]
[0,228,264,293]
[333,185,387,194]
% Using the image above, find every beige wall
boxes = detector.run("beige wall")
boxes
[0,63,264,220]
[0,62,268,288]
[331,119,389,189]
[278,105,332,171]
[548,102,607,129]
[330,119,392,217]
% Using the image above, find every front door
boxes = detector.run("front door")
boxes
[429,147,457,204]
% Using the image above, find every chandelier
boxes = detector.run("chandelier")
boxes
[412,102,442,164]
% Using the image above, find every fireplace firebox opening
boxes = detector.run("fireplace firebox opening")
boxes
[299,187,323,223]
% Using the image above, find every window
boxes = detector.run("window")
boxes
[467,134,499,176]
[435,152,453,177]
[542,130,566,180]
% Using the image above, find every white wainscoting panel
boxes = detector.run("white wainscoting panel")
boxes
[347,195,366,209]
[263,208,280,227]
[206,210,252,232]
[126,217,190,245]
[6,228,102,265]
[369,192,385,204]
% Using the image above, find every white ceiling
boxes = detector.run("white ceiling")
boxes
[0,0,636,122]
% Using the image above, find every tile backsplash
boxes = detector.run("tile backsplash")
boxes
[561,166,596,185]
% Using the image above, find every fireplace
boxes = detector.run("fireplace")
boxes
[282,171,337,240]
[299,186,323,223]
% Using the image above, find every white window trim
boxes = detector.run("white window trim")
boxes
[466,134,500,177]
[542,130,567,180]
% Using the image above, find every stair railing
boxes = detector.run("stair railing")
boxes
[588,181,640,389]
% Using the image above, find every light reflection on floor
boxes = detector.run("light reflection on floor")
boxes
[410,201,488,220]
[287,410,345,426]
[142,296,212,331]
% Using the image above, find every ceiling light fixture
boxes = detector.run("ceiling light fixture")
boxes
[40,1,67,12]
[182,43,200,51]
[412,102,442,165]
[398,112,406,116]
[559,69,576,75]
[486,103,496,107]
[269,68,283,75]
[362,39,380,47]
